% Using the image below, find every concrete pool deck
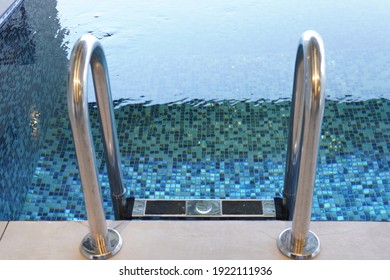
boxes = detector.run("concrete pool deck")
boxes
[0,220,389,259]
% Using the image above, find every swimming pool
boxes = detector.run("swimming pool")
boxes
[1,0,389,221]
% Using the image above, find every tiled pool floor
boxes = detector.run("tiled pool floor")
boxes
[20,98,390,221]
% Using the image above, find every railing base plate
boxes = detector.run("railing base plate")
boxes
[277,228,320,259]
[80,228,122,260]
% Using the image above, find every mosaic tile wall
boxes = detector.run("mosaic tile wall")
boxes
[0,1,68,220]
[20,98,390,221]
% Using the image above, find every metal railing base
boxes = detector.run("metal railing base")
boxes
[80,228,123,260]
[277,228,320,260]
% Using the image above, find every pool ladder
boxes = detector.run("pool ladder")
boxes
[277,30,325,259]
[67,31,325,260]
[67,35,126,259]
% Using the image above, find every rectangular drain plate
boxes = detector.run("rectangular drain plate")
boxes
[131,199,275,218]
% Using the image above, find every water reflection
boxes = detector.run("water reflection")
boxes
[57,0,390,104]
[29,106,40,141]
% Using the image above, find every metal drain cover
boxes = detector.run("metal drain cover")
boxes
[130,199,275,218]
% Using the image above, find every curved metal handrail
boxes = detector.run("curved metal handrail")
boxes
[278,30,326,259]
[67,34,125,259]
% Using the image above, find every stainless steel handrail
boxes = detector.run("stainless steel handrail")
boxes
[67,34,125,259]
[277,30,325,259]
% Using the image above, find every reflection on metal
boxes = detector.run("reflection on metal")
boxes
[278,30,325,259]
[131,199,276,218]
[67,34,125,259]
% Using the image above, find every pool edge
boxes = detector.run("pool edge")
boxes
[0,220,388,260]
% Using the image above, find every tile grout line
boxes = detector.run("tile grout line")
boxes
[0,221,10,242]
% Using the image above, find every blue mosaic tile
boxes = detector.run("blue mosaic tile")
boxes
[0,0,68,220]
[17,98,390,221]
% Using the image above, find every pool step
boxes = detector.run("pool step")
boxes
[124,199,276,219]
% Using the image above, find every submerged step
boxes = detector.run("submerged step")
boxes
[130,199,276,218]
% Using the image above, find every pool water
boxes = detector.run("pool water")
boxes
[1,0,390,221]
[20,97,390,221]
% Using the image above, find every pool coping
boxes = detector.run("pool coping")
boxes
[0,0,23,28]
[0,220,388,260]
